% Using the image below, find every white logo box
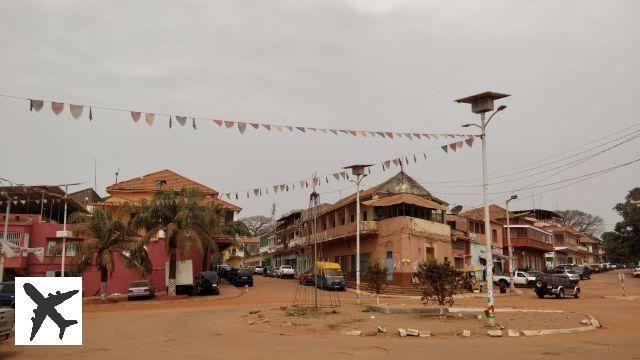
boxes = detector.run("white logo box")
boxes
[14,277,83,345]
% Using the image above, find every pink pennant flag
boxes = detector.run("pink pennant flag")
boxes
[441,145,448,153]
[176,116,187,126]
[348,130,357,136]
[262,124,271,130]
[422,134,431,140]
[69,104,83,119]
[131,111,141,122]
[224,121,235,128]
[51,102,64,115]
[449,143,457,151]
[386,132,394,139]
[238,122,247,134]
[30,99,44,112]
[465,137,474,147]
[250,123,260,129]
[384,160,391,168]
[214,119,223,127]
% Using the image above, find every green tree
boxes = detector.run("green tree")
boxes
[603,188,640,263]
[130,188,204,296]
[69,208,151,300]
[364,258,387,305]
[416,259,464,306]
[193,204,245,271]
[556,209,605,235]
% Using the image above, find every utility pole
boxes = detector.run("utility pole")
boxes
[506,194,518,291]
[0,195,11,282]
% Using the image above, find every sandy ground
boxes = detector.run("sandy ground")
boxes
[2,270,639,360]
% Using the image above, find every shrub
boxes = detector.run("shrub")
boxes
[364,258,388,304]
[416,259,464,306]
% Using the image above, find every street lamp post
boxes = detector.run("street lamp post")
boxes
[456,91,510,325]
[506,194,518,291]
[344,164,372,305]
[0,192,11,282]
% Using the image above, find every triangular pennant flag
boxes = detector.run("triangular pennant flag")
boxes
[308,128,317,132]
[214,119,223,127]
[20,200,26,205]
[285,126,293,132]
[325,176,329,184]
[176,116,187,126]
[192,118,197,130]
[441,145,448,153]
[254,189,259,196]
[447,135,455,139]
[376,132,386,138]
[333,173,340,180]
[273,186,278,193]
[449,143,457,151]
[456,140,464,148]
[89,107,93,121]
[226,193,231,199]
[224,121,235,128]
[238,122,247,134]
[339,129,349,134]
[386,132,394,139]
[382,163,386,171]
[250,123,260,129]
[280,184,285,191]
[384,160,391,168]
[169,116,173,128]
[51,102,64,115]
[423,152,427,160]
[285,184,289,191]
[359,131,367,137]
[273,125,283,132]
[368,131,376,137]
[413,133,421,140]
[262,124,271,131]
[319,129,327,134]
[246,192,250,199]
[465,137,474,147]
[69,104,83,119]
[145,113,155,126]
[431,134,439,139]
[423,134,430,140]
[413,155,417,163]
[347,130,357,136]
[405,157,409,165]
[392,159,399,166]
[329,129,338,135]
[299,181,305,187]
[235,193,239,200]
[296,127,306,133]
[30,99,44,112]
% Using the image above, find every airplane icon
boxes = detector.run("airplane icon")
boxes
[23,283,79,341]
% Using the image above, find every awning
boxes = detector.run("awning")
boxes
[362,193,448,211]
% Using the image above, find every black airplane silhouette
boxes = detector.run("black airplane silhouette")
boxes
[23,283,79,341]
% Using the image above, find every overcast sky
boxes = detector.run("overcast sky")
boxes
[1,0,639,231]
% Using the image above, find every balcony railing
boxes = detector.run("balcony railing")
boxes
[509,237,554,252]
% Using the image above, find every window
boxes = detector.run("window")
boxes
[340,217,345,225]
[492,229,498,243]
[454,257,464,270]
[447,221,456,230]
[350,214,355,223]
[363,211,368,221]
[47,241,79,256]
[425,247,435,261]
[0,232,20,247]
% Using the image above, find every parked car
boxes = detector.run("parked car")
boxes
[571,265,592,280]
[230,268,254,287]
[127,280,155,300]
[493,271,536,288]
[266,266,278,277]
[195,271,220,295]
[0,307,13,343]
[634,266,640,278]
[254,265,264,275]
[524,269,543,278]
[298,269,315,286]
[276,265,295,279]
[0,283,15,307]
[216,264,232,279]
[534,273,580,299]
[316,262,345,291]
[548,267,581,282]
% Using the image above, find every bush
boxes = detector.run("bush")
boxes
[416,259,464,306]
[364,258,387,304]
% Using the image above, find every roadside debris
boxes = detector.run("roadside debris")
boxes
[462,330,471,337]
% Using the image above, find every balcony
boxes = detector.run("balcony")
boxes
[509,237,554,252]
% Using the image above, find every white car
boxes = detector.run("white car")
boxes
[276,265,295,279]
[493,271,536,288]
[254,265,264,274]
[634,267,640,278]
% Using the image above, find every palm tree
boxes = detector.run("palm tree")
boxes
[130,188,204,296]
[68,208,151,300]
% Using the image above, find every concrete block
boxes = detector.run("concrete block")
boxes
[487,330,503,337]
[406,328,419,336]
[398,328,407,337]
[419,331,432,338]
[341,330,362,336]
[462,330,471,337]
[507,329,520,337]
[580,319,590,325]
[377,326,387,333]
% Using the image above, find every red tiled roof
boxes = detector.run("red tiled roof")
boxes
[460,204,510,222]
[107,169,218,195]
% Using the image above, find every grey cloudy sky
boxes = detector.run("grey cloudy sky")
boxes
[1,0,639,231]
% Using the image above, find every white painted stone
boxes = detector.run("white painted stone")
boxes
[590,318,601,328]
[419,331,432,338]
[341,330,362,336]
[377,326,387,333]
[406,328,419,336]
[462,330,471,337]
[487,330,503,337]
[580,319,590,325]
[398,328,407,337]
[507,329,520,337]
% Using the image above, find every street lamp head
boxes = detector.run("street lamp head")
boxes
[344,164,372,176]
[455,91,510,114]
[497,105,507,112]
[510,194,518,200]
[462,124,473,128]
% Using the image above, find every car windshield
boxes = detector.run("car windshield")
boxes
[566,270,578,274]
[0,283,14,294]
[131,281,149,287]
[282,265,292,269]
[201,272,219,281]
[325,269,343,277]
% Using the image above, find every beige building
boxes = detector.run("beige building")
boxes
[298,171,451,286]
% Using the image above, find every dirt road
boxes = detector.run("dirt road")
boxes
[3,270,639,359]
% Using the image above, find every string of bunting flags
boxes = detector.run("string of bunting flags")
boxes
[2,94,478,142]
[217,135,475,200]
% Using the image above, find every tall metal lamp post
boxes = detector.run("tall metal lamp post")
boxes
[344,164,372,305]
[455,91,509,324]
[505,194,518,291]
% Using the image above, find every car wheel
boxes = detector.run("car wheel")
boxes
[574,288,580,298]
[556,288,565,299]
[536,291,545,299]
[535,280,544,289]
[498,279,508,288]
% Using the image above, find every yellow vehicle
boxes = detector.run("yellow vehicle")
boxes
[316,262,345,291]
